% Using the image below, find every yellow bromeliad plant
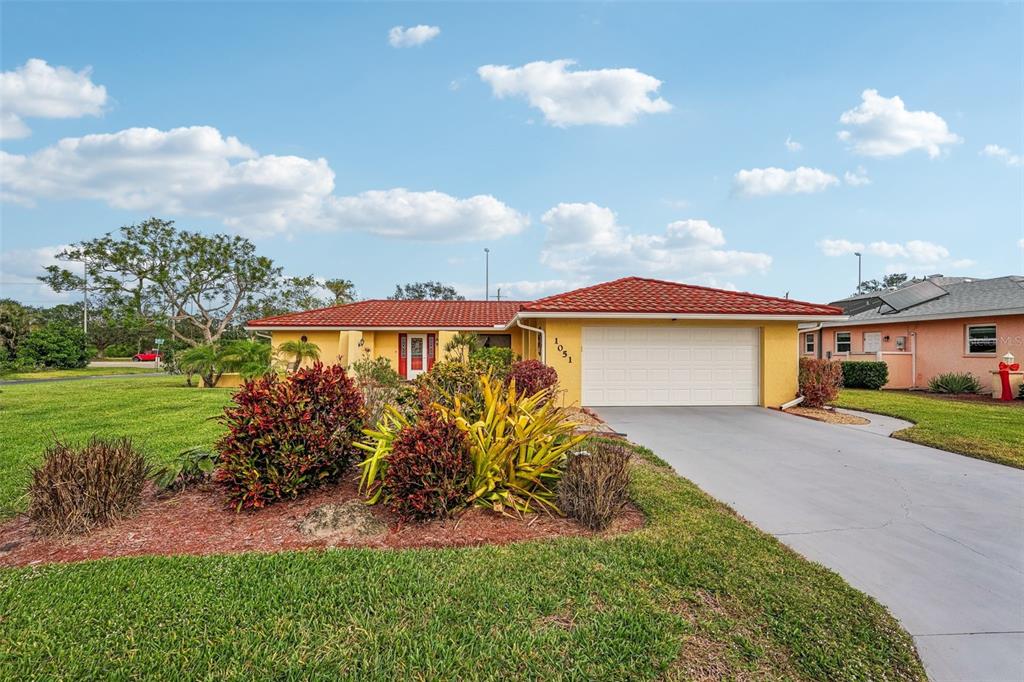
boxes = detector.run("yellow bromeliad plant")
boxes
[436,374,585,515]
[354,405,411,504]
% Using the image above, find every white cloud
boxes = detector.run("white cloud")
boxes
[387,25,440,48]
[981,144,1023,167]
[477,59,671,127]
[733,167,839,197]
[459,278,580,301]
[818,238,971,271]
[0,244,74,304]
[838,89,961,158]
[844,166,871,186]
[327,189,527,240]
[539,202,771,281]
[0,58,108,139]
[818,239,864,257]
[0,125,528,241]
[1018,238,1024,250]
[785,135,803,152]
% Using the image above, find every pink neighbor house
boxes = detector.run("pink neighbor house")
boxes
[800,276,1024,389]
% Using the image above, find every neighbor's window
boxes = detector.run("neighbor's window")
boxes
[836,332,852,353]
[966,324,997,355]
[804,333,815,353]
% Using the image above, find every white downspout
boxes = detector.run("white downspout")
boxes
[515,318,545,363]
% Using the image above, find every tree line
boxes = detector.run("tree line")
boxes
[1,217,464,372]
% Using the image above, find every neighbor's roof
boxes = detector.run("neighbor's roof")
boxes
[520,277,844,316]
[247,299,524,329]
[824,275,1024,325]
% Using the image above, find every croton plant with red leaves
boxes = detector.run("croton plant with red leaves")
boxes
[385,408,472,521]
[507,359,559,399]
[216,362,365,510]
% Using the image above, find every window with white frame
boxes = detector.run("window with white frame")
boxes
[966,324,997,355]
[836,332,852,353]
[805,333,815,353]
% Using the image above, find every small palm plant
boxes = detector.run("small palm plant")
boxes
[218,339,273,380]
[277,339,320,371]
[444,331,480,362]
[178,344,221,388]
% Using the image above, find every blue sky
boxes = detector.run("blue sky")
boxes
[1,1,1021,307]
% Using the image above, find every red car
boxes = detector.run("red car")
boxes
[132,350,161,362]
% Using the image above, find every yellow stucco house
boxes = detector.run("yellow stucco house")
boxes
[247,277,844,408]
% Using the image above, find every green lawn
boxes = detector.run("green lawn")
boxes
[0,377,230,516]
[0,366,163,381]
[0,378,925,680]
[835,389,1024,469]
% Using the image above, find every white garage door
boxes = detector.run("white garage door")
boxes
[581,326,760,406]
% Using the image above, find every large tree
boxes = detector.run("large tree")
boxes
[389,281,464,301]
[0,299,31,359]
[324,278,357,305]
[243,275,332,321]
[857,273,915,295]
[40,218,286,347]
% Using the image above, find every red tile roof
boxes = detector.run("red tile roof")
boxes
[247,299,525,329]
[520,277,844,316]
[247,277,842,328]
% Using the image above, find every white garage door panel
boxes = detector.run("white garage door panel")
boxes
[582,326,760,406]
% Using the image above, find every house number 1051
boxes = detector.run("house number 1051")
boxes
[553,337,573,363]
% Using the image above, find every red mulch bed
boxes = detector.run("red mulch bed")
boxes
[0,472,645,568]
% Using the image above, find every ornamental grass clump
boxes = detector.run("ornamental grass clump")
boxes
[28,436,149,535]
[558,440,632,531]
[928,371,982,395]
[216,362,364,510]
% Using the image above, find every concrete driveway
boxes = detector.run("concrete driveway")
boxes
[596,406,1024,682]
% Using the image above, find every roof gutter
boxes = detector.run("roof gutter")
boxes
[819,307,1024,327]
[515,318,545,363]
[245,324,516,332]
[513,311,846,322]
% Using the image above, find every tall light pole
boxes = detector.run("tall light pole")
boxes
[484,248,490,301]
[854,251,862,294]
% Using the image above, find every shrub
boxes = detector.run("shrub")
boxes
[351,355,415,425]
[216,362,365,509]
[507,359,558,399]
[929,372,982,394]
[799,358,843,408]
[435,374,584,514]
[841,361,889,390]
[384,410,472,521]
[469,346,515,379]
[218,339,273,380]
[17,323,88,369]
[1018,382,1024,400]
[558,441,631,531]
[103,342,138,358]
[28,437,149,535]
[153,447,218,491]
[416,360,485,417]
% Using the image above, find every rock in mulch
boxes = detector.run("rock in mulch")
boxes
[297,500,386,540]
